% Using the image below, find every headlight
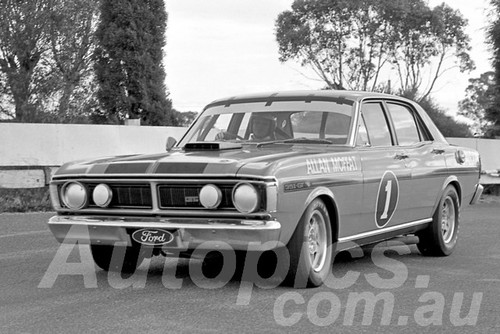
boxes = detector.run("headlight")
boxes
[199,184,222,209]
[233,183,260,213]
[61,182,88,210]
[92,183,113,207]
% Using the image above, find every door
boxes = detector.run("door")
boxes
[353,102,412,237]
[384,101,448,221]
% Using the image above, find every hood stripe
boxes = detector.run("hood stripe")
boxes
[105,163,151,174]
[155,163,208,174]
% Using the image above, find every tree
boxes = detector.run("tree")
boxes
[275,0,474,101]
[276,0,396,90]
[420,97,471,138]
[47,0,99,122]
[94,0,175,126]
[458,71,495,135]
[485,0,500,137]
[173,110,198,127]
[390,3,474,101]
[0,0,100,123]
[0,0,51,122]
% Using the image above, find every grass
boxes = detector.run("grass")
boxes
[0,187,53,212]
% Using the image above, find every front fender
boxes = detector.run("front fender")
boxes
[305,186,336,209]
[275,186,338,246]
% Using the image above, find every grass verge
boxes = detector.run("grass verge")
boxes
[0,187,52,212]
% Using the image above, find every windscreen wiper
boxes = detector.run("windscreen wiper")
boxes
[256,138,333,148]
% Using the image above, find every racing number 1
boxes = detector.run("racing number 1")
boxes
[375,171,399,228]
[380,180,392,220]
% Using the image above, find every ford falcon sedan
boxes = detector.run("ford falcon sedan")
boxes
[47,90,483,287]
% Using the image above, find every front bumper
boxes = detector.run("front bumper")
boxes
[48,215,282,251]
[470,183,484,205]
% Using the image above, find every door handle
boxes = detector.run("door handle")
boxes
[394,153,409,160]
[432,148,445,155]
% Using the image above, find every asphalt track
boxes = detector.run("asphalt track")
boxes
[1,200,499,333]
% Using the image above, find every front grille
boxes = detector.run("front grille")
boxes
[158,184,235,209]
[88,184,152,208]
[58,180,267,211]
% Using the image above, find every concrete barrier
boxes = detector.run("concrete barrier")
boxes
[0,123,499,188]
[447,137,500,185]
[0,123,187,166]
[0,123,187,188]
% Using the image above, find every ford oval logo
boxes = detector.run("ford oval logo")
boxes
[132,228,174,246]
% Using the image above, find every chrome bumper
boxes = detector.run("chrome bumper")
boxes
[470,184,484,205]
[47,215,282,251]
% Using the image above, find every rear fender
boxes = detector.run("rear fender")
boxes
[432,176,461,213]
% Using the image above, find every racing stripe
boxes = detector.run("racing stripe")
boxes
[105,163,152,174]
[155,163,208,174]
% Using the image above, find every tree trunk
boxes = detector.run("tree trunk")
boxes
[58,81,77,121]
[10,75,34,123]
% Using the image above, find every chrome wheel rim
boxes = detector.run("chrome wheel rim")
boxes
[441,197,456,244]
[307,209,328,272]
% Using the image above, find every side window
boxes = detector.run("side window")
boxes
[361,103,392,146]
[386,103,420,146]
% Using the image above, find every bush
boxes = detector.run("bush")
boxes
[0,187,52,212]
[418,98,472,138]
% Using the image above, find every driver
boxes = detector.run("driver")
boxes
[249,114,276,141]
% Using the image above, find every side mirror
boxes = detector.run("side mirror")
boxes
[166,136,177,151]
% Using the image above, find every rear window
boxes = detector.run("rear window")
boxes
[386,103,420,146]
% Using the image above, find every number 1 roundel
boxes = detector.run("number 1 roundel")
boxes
[375,171,400,228]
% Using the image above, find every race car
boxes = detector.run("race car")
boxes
[47,90,483,287]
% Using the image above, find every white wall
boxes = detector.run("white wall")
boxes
[0,123,187,166]
[0,123,188,188]
[447,137,500,184]
[0,123,499,187]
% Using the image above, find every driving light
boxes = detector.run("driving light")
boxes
[199,184,222,209]
[61,182,88,210]
[233,183,260,213]
[92,183,113,207]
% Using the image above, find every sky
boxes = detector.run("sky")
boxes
[164,0,493,116]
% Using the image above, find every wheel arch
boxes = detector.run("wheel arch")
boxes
[448,180,462,206]
[433,176,462,212]
[304,187,339,243]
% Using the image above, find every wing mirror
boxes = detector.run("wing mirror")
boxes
[166,136,177,151]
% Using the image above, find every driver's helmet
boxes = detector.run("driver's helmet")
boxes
[249,114,276,141]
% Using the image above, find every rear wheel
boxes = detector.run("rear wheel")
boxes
[417,185,460,256]
[90,244,146,273]
[287,198,333,288]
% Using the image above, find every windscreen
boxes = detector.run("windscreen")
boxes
[178,100,354,146]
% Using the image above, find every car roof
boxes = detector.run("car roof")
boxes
[204,90,412,110]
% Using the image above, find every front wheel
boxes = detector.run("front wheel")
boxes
[287,198,333,288]
[417,185,460,256]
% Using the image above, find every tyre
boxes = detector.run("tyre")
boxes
[287,198,333,288]
[90,244,145,273]
[417,185,460,256]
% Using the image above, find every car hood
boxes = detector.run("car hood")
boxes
[54,144,353,178]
